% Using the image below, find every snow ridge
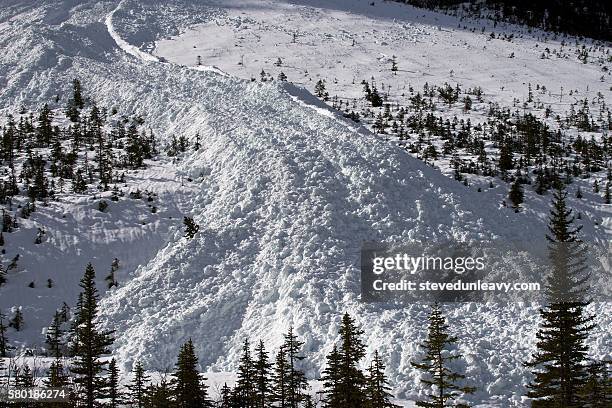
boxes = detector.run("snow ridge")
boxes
[105,1,160,63]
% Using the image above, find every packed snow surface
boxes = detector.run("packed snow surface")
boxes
[0,0,610,406]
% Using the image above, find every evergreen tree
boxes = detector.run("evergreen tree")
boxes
[16,363,35,387]
[70,263,115,408]
[271,346,289,407]
[45,359,69,388]
[321,345,342,408]
[315,80,328,99]
[219,383,233,408]
[73,169,87,193]
[103,358,122,408]
[580,360,611,407]
[235,339,256,407]
[535,171,547,195]
[525,187,596,407]
[508,178,524,211]
[171,339,212,408]
[127,360,150,408]
[0,311,10,357]
[37,103,54,145]
[282,327,309,407]
[45,358,73,408]
[411,303,475,407]
[365,351,398,408]
[338,313,367,406]
[126,124,144,168]
[73,79,84,109]
[498,143,513,171]
[146,377,173,408]
[370,85,383,107]
[254,340,273,408]
[322,313,367,407]
[604,182,610,204]
[46,310,64,358]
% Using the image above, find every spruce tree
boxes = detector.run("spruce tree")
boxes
[498,143,513,171]
[219,383,233,408]
[580,360,611,407]
[146,377,173,408]
[45,359,73,408]
[509,178,524,211]
[126,124,144,168]
[315,80,327,99]
[37,103,54,145]
[70,263,115,408]
[45,359,69,388]
[370,85,382,107]
[103,358,122,408]
[16,363,35,387]
[322,313,368,407]
[46,310,64,358]
[321,345,342,407]
[235,339,256,407]
[525,187,596,407]
[411,303,475,407]
[254,340,273,408]
[271,346,289,407]
[73,169,87,193]
[73,79,84,109]
[365,351,398,408]
[127,360,150,408]
[282,327,309,408]
[171,339,212,408]
[338,313,367,406]
[43,358,76,408]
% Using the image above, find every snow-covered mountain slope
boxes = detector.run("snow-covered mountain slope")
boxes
[0,1,610,406]
[153,0,611,105]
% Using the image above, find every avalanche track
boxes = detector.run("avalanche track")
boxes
[0,1,609,406]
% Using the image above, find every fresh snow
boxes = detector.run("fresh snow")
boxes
[0,0,610,406]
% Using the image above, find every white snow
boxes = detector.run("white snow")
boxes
[0,0,609,406]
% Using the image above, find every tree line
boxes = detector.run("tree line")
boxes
[392,1,611,41]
